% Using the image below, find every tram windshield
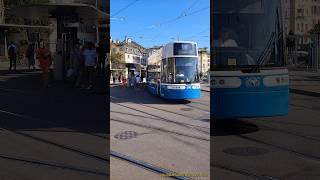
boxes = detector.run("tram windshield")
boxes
[175,57,199,83]
[213,0,285,69]
[161,57,200,84]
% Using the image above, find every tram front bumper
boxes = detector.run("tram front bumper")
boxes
[211,89,289,119]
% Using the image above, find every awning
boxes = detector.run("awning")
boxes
[0,23,51,29]
[7,3,109,24]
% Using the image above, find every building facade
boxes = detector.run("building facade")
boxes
[198,47,210,76]
[111,38,147,77]
[147,46,162,66]
[284,0,320,46]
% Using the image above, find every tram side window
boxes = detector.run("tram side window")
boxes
[161,59,167,83]
[167,58,175,83]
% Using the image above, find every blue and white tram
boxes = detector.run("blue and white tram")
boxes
[211,0,289,119]
[148,41,201,99]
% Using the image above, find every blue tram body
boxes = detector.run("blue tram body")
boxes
[212,0,289,119]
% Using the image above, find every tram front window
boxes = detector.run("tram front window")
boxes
[213,0,284,68]
[175,57,199,83]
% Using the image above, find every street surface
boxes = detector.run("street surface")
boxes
[212,70,320,180]
[110,83,210,179]
[0,66,108,180]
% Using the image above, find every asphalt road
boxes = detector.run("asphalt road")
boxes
[212,92,320,180]
[0,69,108,180]
[110,84,210,180]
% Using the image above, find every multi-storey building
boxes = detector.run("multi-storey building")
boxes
[284,0,320,46]
[147,46,162,66]
[198,47,210,76]
[111,38,147,76]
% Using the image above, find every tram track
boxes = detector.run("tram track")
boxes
[214,119,320,163]
[240,121,320,143]
[0,153,108,176]
[211,163,280,180]
[110,94,210,121]
[0,109,108,166]
[111,118,209,142]
[111,101,210,135]
[111,94,210,116]
[236,134,320,163]
[110,150,191,180]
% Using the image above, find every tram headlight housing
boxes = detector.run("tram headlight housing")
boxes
[263,75,289,87]
[211,77,241,88]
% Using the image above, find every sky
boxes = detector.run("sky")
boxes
[110,0,210,48]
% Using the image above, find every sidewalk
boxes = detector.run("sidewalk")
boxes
[289,70,320,96]
[0,68,107,132]
[0,68,108,179]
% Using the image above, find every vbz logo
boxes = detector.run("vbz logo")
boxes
[245,77,260,88]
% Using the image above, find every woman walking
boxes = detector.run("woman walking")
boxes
[36,40,52,88]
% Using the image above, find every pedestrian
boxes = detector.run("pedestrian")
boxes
[26,42,36,70]
[97,34,108,74]
[118,74,121,84]
[36,40,52,88]
[113,75,116,84]
[8,42,18,71]
[72,43,84,87]
[135,75,140,88]
[83,42,97,90]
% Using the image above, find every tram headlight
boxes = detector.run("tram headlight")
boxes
[263,75,289,87]
[211,77,241,88]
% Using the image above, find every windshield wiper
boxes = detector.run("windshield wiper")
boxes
[250,32,275,72]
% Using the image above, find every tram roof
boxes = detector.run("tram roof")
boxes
[162,41,198,59]
[164,41,197,46]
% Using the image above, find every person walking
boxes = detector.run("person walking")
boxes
[135,75,140,88]
[8,42,18,71]
[97,34,108,74]
[74,43,85,88]
[26,43,36,70]
[36,40,52,88]
[118,74,122,84]
[83,42,97,90]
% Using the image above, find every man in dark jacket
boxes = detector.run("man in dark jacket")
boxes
[8,42,18,71]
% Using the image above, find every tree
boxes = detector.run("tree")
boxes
[111,52,125,69]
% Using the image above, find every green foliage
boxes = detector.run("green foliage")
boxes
[111,52,125,69]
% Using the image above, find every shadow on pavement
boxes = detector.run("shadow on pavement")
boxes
[110,85,191,105]
[212,119,259,136]
[0,69,108,134]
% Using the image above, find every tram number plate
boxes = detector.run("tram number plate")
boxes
[228,58,237,65]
